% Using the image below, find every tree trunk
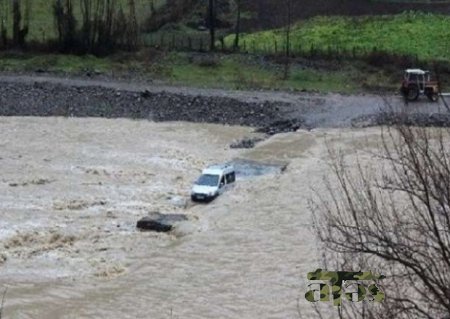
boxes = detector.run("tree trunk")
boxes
[233,0,241,50]
[283,0,292,80]
[0,0,7,47]
[12,0,20,46]
[127,0,138,50]
[208,0,215,51]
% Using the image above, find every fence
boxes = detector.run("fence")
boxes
[144,32,421,65]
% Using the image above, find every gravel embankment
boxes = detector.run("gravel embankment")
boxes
[2,74,450,130]
[0,81,293,128]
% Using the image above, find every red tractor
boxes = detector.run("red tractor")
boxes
[400,69,439,102]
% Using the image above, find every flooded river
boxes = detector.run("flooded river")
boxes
[0,117,383,318]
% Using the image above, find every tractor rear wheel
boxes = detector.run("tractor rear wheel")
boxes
[406,84,419,101]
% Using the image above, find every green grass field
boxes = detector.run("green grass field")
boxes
[0,0,166,41]
[224,11,450,61]
[165,54,364,92]
[0,51,401,93]
[2,8,450,93]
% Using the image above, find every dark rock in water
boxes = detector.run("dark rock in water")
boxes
[230,137,265,149]
[137,212,188,232]
[256,118,307,135]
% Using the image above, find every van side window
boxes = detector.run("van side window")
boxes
[226,172,236,184]
[219,176,225,187]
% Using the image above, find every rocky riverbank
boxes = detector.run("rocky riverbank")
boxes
[0,80,295,128]
[2,74,450,130]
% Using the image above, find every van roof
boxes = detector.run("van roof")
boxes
[202,164,234,175]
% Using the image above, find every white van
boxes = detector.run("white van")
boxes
[191,164,236,202]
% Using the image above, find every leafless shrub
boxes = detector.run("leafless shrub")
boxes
[12,0,29,47]
[0,0,30,48]
[53,0,77,52]
[53,0,139,54]
[0,0,8,48]
[312,117,450,318]
[0,287,7,319]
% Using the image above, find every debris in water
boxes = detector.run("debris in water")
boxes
[230,137,265,149]
[137,212,188,233]
[0,253,6,265]
[228,159,287,178]
[256,118,306,135]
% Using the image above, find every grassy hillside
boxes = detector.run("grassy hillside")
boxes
[0,50,406,93]
[1,0,166,41]
[225,12,450,61]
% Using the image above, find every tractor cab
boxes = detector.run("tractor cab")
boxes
[403,69,429,91]
[401,69,439,102]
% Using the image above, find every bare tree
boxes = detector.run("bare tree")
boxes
[150,0,155,16]
[233,0,241,50]
[0,0,8,47]
[312,111,450,317]
[11,0,29,47]
[126,0,138,50]
[53,0,77,51]
[208,0,215,51]
[0,287,7,319]
[53,0,139,54]
[283,0,293,80]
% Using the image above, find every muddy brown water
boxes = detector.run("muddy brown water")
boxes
[0,117,384,318]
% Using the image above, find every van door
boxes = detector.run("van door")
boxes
[228,172,236,183]
[218,175,226,194]
[225,172,236,189]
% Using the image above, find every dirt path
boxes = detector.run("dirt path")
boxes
[0,73,344,104]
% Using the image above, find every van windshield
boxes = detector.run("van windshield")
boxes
[196,174,220,187]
